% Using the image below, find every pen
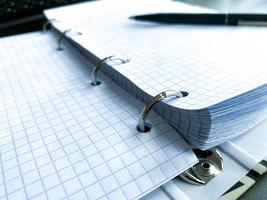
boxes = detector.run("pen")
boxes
[129,13,267,25]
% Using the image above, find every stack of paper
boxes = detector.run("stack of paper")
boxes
[1,1,267,200]
[44,0,267,149]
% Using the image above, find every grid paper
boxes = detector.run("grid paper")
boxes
[44,0,267,149]
[0,32,197,200]
[45,0,267,110]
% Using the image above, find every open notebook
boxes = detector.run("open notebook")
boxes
[0,32,197,200]
[1,22,267,200]
[44,0,267,149]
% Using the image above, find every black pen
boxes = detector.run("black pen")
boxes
[129,13,267,25]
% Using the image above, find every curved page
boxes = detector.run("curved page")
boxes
[0,31,197,200]
[44,0,267,149]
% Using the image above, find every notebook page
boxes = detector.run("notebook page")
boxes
[45,0,267,110]
[0,32,197,200]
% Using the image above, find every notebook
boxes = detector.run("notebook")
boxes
[0,14,266,200]
[1,1,267,200]
[44,0,267,149]
[0,31,197,200]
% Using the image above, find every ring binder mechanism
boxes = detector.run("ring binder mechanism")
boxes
[43,18,58,32]
[91,56,130,86]
[179,148,223,185]
[137,90,187,133]
[135,90,224,184]
[136,90,224,184]
[57,29,82,51]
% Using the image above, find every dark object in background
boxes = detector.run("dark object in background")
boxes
[0,0,89,37]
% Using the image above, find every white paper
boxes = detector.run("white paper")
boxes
[44,0,267,110]
[220,119,267,169]
[44,0,267,149]
[0,32,197,200]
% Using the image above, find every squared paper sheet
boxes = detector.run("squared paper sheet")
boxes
[0,32,197,200]
[45,0,267,110]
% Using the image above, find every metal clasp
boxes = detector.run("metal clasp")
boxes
[179,148,223,185]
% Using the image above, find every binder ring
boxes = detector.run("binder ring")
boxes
[43,18,57,32]
[57,29,71,51]
[137,90,188,133]
[106,58,130,66]
[57,29,82,51]
[91,56,130,86]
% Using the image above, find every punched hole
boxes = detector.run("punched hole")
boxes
[91,81,101,86]
[137,123,151,133]
[201,162,211,169]
[180,91,189,97]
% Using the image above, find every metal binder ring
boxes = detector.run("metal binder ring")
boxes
[137,90,188,133]
[43,18,57,32]
[91,56,130,86]
[56,29,82,51]
[106,58,130,66]
[57,29,72,51]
